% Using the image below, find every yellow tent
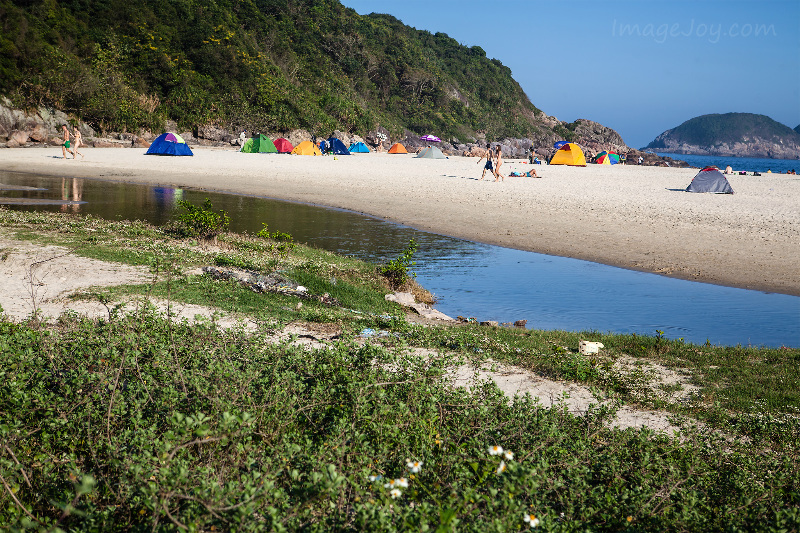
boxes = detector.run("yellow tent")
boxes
[291,140,322,156]
[549,143,586,166]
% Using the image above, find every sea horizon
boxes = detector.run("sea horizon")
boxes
[656,152,799,174]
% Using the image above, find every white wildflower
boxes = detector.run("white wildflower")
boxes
[488,445,504,456]
[390,488,402,499]
[523,513,540,527]
[496,460,507,474]
[504,450,514,461]
[406,460,423,473]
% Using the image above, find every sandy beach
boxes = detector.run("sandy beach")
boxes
[1,146,799,296]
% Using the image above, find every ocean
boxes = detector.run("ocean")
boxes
[656,152,799,174]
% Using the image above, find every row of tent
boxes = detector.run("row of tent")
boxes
[144,132,444,159]
[549,144,617,166]
[242,135,447,158]
[242,135,373,156]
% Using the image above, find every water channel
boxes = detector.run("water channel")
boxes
[1,170,797,348]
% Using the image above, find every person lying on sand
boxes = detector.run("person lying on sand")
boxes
[509,169,539,177]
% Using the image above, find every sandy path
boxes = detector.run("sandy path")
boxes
[1,147,798,295]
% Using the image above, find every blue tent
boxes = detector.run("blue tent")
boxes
[145,132,193,156]
[319,140,328,153]
[349,141,370,153]
[327,137,351,155]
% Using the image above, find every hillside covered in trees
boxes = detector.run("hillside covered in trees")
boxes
[1,0,564,143]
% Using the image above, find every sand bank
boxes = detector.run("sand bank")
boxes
[1,147,798,296]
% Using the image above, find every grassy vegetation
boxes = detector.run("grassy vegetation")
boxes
[0,0,542,141]
[1,207,799,530]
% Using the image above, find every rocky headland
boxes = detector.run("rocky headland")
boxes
[645,112,800,160]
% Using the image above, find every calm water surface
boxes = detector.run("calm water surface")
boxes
[658,152,800,174]
[1,171,797,348]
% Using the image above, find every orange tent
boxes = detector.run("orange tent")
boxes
[388,142,408,154]
[291,140,322,156]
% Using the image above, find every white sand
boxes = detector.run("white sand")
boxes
[1,146,799,295]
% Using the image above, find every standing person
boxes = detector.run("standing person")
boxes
[60,125,72,159]
[638,155,644,165]
[477,143,493,180]
[71,126,84,159]
[494,145,505,181]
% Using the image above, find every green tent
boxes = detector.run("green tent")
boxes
[240,134,277,154]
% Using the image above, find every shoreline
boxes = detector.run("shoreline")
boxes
[1,146,799,296]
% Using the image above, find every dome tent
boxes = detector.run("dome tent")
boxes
[415,146,446,159]
[145,132,193,156]
[273,138,294,153]
[326,137,350,155]
[549,143,586,166]
[685,167,734,194]
[388,142,408,154]
[240,134,277,153]
[349,141,370,153]
[594,151,619,165]
[291,140,322,156]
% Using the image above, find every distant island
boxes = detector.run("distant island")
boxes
[644,113,800,160]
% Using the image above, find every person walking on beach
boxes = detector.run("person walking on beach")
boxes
[61,125,72,159]
[493,145,505,181]
[71,126,84,159]
[477,143,493,180]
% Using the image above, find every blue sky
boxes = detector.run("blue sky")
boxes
[340,0,800,148]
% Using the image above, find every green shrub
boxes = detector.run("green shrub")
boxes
[379,238,417,289]
[170,198,230,241]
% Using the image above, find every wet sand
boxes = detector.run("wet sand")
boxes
[1,146,798,295]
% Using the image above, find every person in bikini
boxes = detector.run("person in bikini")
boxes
[477,143,493,180]
[61,125,72,159]
[71,126,84,159]
[493,145,505,181]
[510,169,538,177]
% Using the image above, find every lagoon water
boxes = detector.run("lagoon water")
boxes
[1,170,798,348]
[658,152,799,174]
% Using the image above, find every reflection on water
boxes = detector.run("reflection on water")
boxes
[1,170,798,348]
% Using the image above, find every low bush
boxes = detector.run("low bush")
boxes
[1,314,798,531]
[168,199,230,241]
[379,238,418,289]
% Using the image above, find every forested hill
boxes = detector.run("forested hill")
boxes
[0,0,560,142]
[645,113,800,159]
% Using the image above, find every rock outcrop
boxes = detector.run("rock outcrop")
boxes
[0,97,95,147]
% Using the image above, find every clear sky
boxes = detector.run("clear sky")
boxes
[340,0,800,148]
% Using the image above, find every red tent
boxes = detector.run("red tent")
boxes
[274,138,294,153]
